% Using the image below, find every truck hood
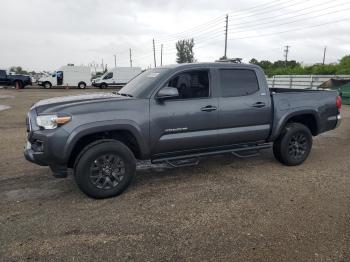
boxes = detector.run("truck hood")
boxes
[32,92,129,114]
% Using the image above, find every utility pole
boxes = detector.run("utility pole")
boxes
[284,45,290,67]
[129,48,133,67]
[224,14,228,59]
[102,59,104,71]
[322,46,327,65]
[113,55,116,68]
[153,38,157,67]
[160,44,163,66]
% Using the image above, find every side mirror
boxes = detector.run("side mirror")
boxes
[157,86,179,100]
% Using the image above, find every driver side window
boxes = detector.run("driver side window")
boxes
[103,72,113,80]
[165,70,210,99]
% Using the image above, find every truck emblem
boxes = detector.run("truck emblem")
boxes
[165,127,188,133]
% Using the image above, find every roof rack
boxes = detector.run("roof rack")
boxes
[215,58,242,64]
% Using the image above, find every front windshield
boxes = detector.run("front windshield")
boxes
[118,68,168,97]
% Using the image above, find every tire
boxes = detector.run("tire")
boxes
[78,82,86,89]
[14,81,23,89]
[74,139,136,199]
[273,123,312,166]
[100,83,107,89]
[44,82,52,89]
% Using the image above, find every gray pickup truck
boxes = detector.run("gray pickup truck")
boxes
[24,63,342,198]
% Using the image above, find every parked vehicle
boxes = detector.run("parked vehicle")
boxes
[0,69,32,89]
[24,63,342,198]
[37,65,91,89]
[92,67,142,88]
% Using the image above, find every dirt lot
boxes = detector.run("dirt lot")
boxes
[0,88,349,262]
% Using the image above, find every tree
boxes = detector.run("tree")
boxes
[336,55,350,74]
[10,66,28,75]
[176,39,195,63]
[249,58,258,65]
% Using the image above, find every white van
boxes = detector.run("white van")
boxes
[38,65,91,89]
[92,67,142,88]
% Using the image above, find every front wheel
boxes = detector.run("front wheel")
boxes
[273,123,312,166]
[44,82,52,89]
[100,83,107,89]
[74,140,136,198]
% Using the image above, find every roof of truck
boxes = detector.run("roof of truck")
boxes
[158,62,260,70]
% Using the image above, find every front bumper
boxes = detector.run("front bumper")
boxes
[92,82,101,87]
[24,110,70,167]
[24,142,48,166]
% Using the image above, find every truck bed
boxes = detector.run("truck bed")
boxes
[269,87,339,140]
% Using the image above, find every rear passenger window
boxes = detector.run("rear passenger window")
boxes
[219,69,259,97]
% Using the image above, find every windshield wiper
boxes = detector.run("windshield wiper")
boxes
[116,92,133,97]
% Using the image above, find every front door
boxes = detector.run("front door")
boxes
[56,71,63,86]
[150,69,218,156]
[217,68,271,145]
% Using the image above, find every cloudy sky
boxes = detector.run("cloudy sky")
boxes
[0,0,349,71]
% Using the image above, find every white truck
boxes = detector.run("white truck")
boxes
[38,65,92,89]
[92,67,142,88]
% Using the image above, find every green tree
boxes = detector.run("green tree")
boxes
[176,39,195,63]
[10,66,28,75]
[336,55,350,74]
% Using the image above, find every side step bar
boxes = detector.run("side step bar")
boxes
[152,143,272,166]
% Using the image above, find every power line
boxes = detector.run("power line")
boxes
[189,5,350,47]
[228,0,345,29]
[227,3,350,34]
[228,0,308,20]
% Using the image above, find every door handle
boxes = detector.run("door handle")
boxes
[252,102,266,108]
[201,105,217,112]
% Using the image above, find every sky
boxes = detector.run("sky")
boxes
[0,0,350,72]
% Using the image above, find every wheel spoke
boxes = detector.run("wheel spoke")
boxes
[89,153,125,190]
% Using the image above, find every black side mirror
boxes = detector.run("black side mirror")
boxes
[157,87,179,100]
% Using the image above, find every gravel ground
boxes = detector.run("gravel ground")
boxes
[0,89,349,262]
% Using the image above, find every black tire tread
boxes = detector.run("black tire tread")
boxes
[273,122,312,166]
[74,139,136,198]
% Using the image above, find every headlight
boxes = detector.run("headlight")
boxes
[36,115,71,129]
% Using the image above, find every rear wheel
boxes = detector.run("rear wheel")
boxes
[74,140,136,198]
[78,82,86,89]
[44,82,52,89]
[14,81,23,89]
[273,123,312,166]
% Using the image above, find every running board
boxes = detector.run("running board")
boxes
[151,143,272,165]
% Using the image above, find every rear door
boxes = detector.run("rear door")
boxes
[150,69,219,155]
[217,68,271,145]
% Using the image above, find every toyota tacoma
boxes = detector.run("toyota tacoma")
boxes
[24,63,342,198]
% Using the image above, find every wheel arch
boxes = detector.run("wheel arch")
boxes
[78,81,87,88]
[65,122,149,168]
[271,110,320,140]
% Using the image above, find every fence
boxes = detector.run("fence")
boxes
[266,75,350,89]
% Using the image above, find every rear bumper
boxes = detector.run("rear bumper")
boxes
[336,114,342,128]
